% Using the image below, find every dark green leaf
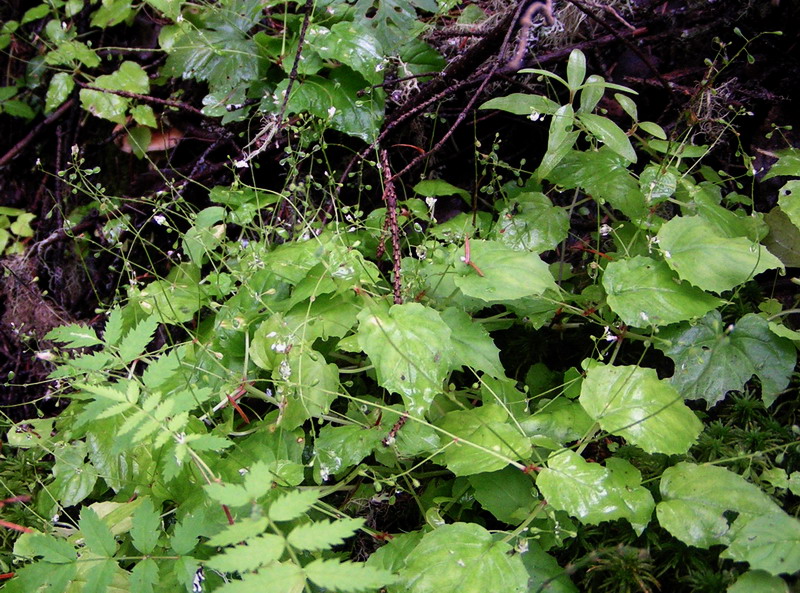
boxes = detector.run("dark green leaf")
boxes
[440,308,504,378]
[131,497,161,554]
[468,467,538,523]
[492,192,569,253]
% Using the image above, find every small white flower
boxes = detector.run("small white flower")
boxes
[234,159,248,168]
[327,106,337,118]
[528,111,542,122]
[36,350,55,361]
[153,214,167,226]
[599,223,613,237]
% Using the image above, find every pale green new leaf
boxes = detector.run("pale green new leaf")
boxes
[723,513,800,576]
[657,216,783,293]
[206,517,269,547]
[603,256,723,327]
[215,562,306,593]
[118,315,158,363]
[357,303,452,416]
[269,489,321,522]
[400,523,528,593]
[287,518,364,551]
[79,507,116,557]
[205,534,285,572]
[579,363,702,454]
[537,451,655,534]
[453,239,557,302]
[44,323,102,348]
[305,558,396,592]
[657,462,781,548]
[131,497,161,554]
[436,405,531,476]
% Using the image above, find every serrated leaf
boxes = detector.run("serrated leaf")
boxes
[657,462,781,548]
[44,323,102,348]
[82,557,117,593]
[309,22,384,85]
[537,451,655,534]
[2,560,76,593]
[170,509,211,554]
[207,517,270,547]
[188,433,233,452]
[656,311,796,407]
[440,308,504,378]
[206,534,285,572]
[27,533,77,564]
[453,239,557,302]
[305,558,396,592]
[130,558,159,593]
[357,303,451,416]
[657,216,783,293]
[579,362,702,454]
[131,497,160,554]
[204,482,251,507]
[436,405,531,476]
[287,518,364,551]
[269,489,321,522]
[603,256,723,327]
[578,113,636,162]
[215,562,305,593]
[469,467,538,523]
[722,513,800,576]
[118,315,158,363]
[400,523,528,593]
[103,307,125,346]
[79,507,116,557]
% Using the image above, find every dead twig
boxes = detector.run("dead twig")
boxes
[379,149,403,305]
[507,0,556,71]
[77,83,204,116]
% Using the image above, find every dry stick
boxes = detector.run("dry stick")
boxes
[565,0,675,99]
[0,99,75,168]
[77,83,204,116]
[506,0,555,71]
[241,0,314,163]
[379,149,403,305]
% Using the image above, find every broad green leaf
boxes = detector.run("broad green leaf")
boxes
[170,510,209,554]
[287,518,364,551]
[46,40,100,68]
[357,303,451,416]
[657,216,783,293]
[20,532,77,564]
[579,363,701,454]
[204,481,251,507]
[566,49,586,90]
[436,404,531,476]
[480,375,528,419]
[453,239,557,301]
[603,256,723,327]
[1,561,76,593]
[45,72,74,113]
[7,417,54,448]
[275,349,340,429]
[778,179,800,230]
[723,513,800,576]
[520,542,579,593]
[413,179,471,203]
[492,192,569,253]
[145,0,181,19]
[764,207,800,267]
[479,93,560,116]
[130,558,159,593]
[578,113,636,162]
[537,104,578,179]
[130,497,160,554]
[79,507,116,557]
[400,523,528,593]
[440,308,504,378]
[215,562,305,593]
[657,462,781,548]
[79,88,129,124]
[367,531,424,574]
[521,399,593,443]
[537,452,655,534]
[315,424,383,478]
[468,467,538,523]
[206,517,269,547]
[90,0,133,27]
[656,311,796,407]
[639,164,677,203]
[547,148,646,220]
[728,571,790,593]
[309,22,384,85]
[205,534,285,572]
[51,449,98,507]
[762,148,800,180]
[352,0,433,48]
[305,558,396,592]
[269,489,321,522]
[579,75,606,113]
[133,263,204,324]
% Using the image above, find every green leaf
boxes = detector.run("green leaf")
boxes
[79,88,129,124]
[537,451,655,534]
[399,523,528,593]
[352,0,433,48]
[657,462,781,548]
[578,113,636,162]
[436,404,532,476]
[216,562,306,593]
[479,93,560,117]
[1,561,76,593]
[468,467,538,523]
[269,489,321,522]
[722,513,800,576]
[521,399,593,444]
[603,256,724,327]
[26,533,78,564]
[413,179,471,203]
[205,534,285,572]
[357,303,451,416]
[287,518,364,551]
[566,49,587,90]
[130,558,159,593]
[453,239,557,302]
[82,557,117,593]
[144,0,181,20]
[579,75,607,113]
[656,311,796,407]
[492,192,569,253]
[46,40,101,68]
[520,542,579,593]
[118,314,158,363]
[131,497,160,554]
[579,362,702,454]
[309,22,384,85]
[778,179,800,230]
[44,323,102,348]
[727,571,790,593]
[133,263,204,324]
[45,72,74,113]
[657,216,783,293]
[440,308,504,378]
[764,207,800,267]
[305,558,396,592]
[639,164,677,203]
[204,482,251,507]
[206,517,269,547]
[90,0,133,27]
[131,104,157,127]
[763,148,800,180]
[103,306,125,346]
[80,507,117,557]
[537,104,578,179]
[315,424,383,478]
